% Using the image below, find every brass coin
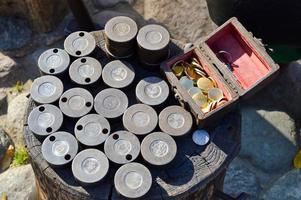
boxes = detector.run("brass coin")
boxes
[185,65,202,81]
[172,63,184,77]
[208,88,223,102]
[217,98,227,107]
[194,68,207,77]
[197,77,214,92]
[201,101,217,113]
[208,77,218,88]
[191,58,204,70]
[192,92,208,109]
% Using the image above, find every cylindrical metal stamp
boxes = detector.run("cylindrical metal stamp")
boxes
[141,132,177,166]
[75,114,110,147]
[42,131,78,167]
[104,131,140,164]
[159,106,193,137]
[38,48,70,75]
[135,76,169,106]
[30,75,64,104]
[64,31,96,57]
[104,16,138,58]
[72,149,109,186]
[28,104,63,138]
[94,88,128,119]
[123,104,158,135]
[69,57,102,85]
[102,60,135,89]
[137,24,170,66]
[59,88,94,118]
[114,162,152,199]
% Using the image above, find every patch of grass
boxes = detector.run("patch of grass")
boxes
[11,81,24,93]
[12,146,29,166]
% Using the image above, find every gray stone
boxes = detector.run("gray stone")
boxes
[0,52,17,81]
[262,169,301,200]
[144,0,216,43]
[0,16,32,50]
[92,0,134,8]
[0,164,36,200]
[224,158,261,198]
[0,92,6,107]
[0,128,12,162]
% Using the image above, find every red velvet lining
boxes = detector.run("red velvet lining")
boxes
[206,23,272,90]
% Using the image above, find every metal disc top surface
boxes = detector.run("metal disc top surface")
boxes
[114,162,152,199]
[123,104,158,135]
[75,114,111,146]
[137,24,170,51]
[30,75,64,104]
[42,131,78,167]
[104,130,140,164]
[159,106,193,137]
[141,132,177,166]
[94,88,128,119]
[38,48,70,75]
[72,149,109,185]
[102,60,135,88]
[64,31,96,57]
[59,88,94,118]
[69,57,102,85]
[104,16,138,43]
[136,76,169,106]
[28,104,63,137]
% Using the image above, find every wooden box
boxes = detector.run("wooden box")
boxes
[161,17,279,126]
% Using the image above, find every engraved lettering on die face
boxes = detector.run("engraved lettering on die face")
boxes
[124,171,143,189]
[68,95,85,110]
[103,95,120,110]
[38,112,55,128]
[144,84,161,98]
[81,157,100,174]
[149,140,169,157]
[114,139,132,155]
[38,82,56,97]
[46,54,61,68]
[84,122,101,137]
[167,113,185,129]
[146,31,163,44]
[132,111,150,127]
[72,37,89,51]
[113,23,131,36]
[111,67,127,81]
[52,140,69,156]
[78,64,94,77]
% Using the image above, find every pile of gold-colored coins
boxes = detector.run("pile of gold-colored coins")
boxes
[172,58,227,113]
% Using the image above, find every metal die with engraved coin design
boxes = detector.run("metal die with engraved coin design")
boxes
[64,31,96,57]
[104,16,138,58]
[102,60,135,89]
[159,106,193,137]
[114,162,152,199]
[104,131,140,165]
[72,149,109,185]
[38,48,70,75]
[94,88,128,119]
[30,75,64,104]
[59,88,94,118]
[123,104,158,135]
[75,114,110,147]
[69,57,102,85]
[141,132,177,166]
[135,76,169,106]
[137,24,170,65]
[28,104,63,138]
[42,131,78,167]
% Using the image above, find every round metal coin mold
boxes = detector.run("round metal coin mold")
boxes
[135,76,169,106]
[102,60,135,89]
[104,131,140,164]
[59,88,94,118]
[123,104,158,135]
[141,132,177,166]
[114,162,152,199]
[38,48,70,75]
[64,31,96,57]
[75,114,111,147]
[104,16,138,58]
[94,88,128,119]
[137,24,170,65]
[72,149,109,185]
[30,75,64,104]
[69,57,102,85]
[28,104,63,138]
[42,131,78,167]
[159,106,193,137]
